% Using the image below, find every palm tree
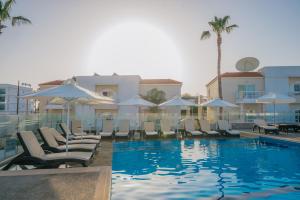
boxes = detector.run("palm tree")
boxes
[0,0,31,34]
[201,16,238,99]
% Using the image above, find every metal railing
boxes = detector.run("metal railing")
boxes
[235,91,264,100]
[0,110,299,162]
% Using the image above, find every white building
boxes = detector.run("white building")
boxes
[206,66,300,122]
[39,74,182,127]
[74,74,182,119]
[0,84,34,114]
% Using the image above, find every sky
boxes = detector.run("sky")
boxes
[1,0,300,95]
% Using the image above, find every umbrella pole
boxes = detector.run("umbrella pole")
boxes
[273,103,276,125]
[66,102,70,153]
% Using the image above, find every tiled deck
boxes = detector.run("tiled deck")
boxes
[0,141,113,200]
[241,130,300,143]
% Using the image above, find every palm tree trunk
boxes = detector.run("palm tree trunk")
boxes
[217,34,222,99]
[217,34,223,119]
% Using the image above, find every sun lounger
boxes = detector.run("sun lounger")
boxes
[143,121,159,137]
[99,120,114,137]
[50,128,100,145]
[2,131,93,170]
[199,120,220,135]
[60,123,101,140]
[115,120,130,137]
[184,119,204,136]
[38,127,97,153]
[217,120,240,136]
[160,120,176,136]
[253,119,279,134]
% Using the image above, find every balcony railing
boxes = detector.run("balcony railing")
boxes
[235,91,264,102]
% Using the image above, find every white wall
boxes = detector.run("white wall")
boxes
[75,74,141,120]
[261,66,300,113]
[0,84,33,113]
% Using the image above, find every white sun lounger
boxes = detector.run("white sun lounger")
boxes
[115,120,130,137]
[184,119,204,136]
[143,121,159,137]
[50,128,100,145]
[99,120,114,137]
[60,123,101,140]
[199,120,220,135]
[160,120,176,136]
[38,127,97,153]
[217,120,240,136]
[3,131,93,170]
[253,119,279,134]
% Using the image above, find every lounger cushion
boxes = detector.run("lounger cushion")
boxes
[227,130,240,135]
[190,130,204,136]
[207,131,220,135]
[99,132,113,137]
[57,144,96,151]
[145,131,158,136]
[72,135,101,140]
[262,126,278,130]
[115,132,129,137]
[73,132,87,136]
[67,139,99,144]
[163,131,176,135]
[44,152,92,161]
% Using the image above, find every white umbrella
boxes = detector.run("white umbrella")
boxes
[118,95,156,129]
[118,95,156,107]
[159,96,198,130]
[200,98,238,108]
[159,96,198,107]
[22,79,114,152]
[256,92,296,124]
[200,98,238,121]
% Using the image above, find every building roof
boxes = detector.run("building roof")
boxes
[221,72,263,78]
[39,80,64,86]
[206,72,263,86]
[140,79,182,85]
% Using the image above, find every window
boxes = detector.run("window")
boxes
[0,104,5,111]
[294,84,300,93]
[237,85,256,99]
[99,89,115,98]
[0,96,5,102]
[296,110,300,123]
[102,91,109,97]
[0,88,5,95]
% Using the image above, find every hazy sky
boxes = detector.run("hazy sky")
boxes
[1,0,300,94]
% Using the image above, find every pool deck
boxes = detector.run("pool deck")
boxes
[0,140,113,200]
[241,130,300,144]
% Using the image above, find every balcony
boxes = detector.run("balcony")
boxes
[288,92,300,102]
[235,91,264,104]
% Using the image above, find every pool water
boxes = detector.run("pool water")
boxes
[112,138,300,200]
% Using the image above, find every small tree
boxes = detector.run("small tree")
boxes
[142,88,166,112]
[0,0,31,34]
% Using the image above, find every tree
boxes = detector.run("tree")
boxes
[0,0,31,34]
[142,88,166,112]
[201,16,238,99]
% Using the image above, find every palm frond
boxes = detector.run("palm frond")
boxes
[222,16,230,26]
[0,9,10,21]
[12,16,31,26]
[225,24,238,33]
[3,0,15,12]
[201,31,211,40]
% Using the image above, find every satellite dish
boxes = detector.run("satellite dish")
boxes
[236,57,259,72]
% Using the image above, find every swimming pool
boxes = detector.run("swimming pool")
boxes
[112,138,300,200]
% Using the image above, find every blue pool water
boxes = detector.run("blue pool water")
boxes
[112,138,300,200]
